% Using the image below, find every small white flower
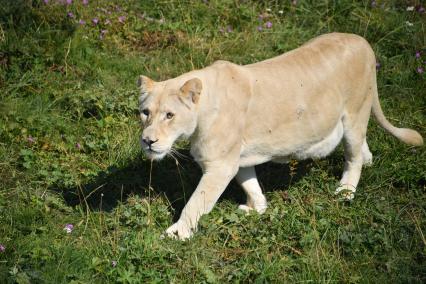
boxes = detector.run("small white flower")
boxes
[278,10,284,14]
[405,21,413,26]
[266,8,271,12]
[406,6,414,11]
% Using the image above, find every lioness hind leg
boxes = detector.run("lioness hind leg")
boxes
[235,166,267,213]
[337,138,372,199]
[335,87,373,200]
[336,107,372,200]
[336,137,363,201]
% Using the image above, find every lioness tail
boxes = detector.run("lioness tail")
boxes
[372,88,423,146]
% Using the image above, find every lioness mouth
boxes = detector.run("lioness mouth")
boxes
[147,148,163,154]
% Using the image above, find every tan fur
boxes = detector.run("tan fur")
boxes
[138,33,423,239]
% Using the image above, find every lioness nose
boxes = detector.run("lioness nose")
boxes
[142,137,158,146]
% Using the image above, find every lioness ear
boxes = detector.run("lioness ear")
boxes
[137,75,155,98]
[180,78,202,104]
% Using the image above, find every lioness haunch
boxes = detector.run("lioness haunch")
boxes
[137,33,423,240]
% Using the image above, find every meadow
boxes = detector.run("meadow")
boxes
[0,0,425,282]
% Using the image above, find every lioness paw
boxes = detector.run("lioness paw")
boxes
[238,204,253,213]
[335,185,355,201]
[163,220,193,240]
[238,203,267,214]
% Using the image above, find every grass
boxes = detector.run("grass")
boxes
[0,0,425,282]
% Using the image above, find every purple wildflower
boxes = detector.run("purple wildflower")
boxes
[43,0,49,4]
[417,67,424,74]
[82,0,88,5]
[0,244,5,252]
[67,12,75,18]
[257,26,263,31]
[99,30,107,40]
[376,62,381,70]
[76,142,82,150]
[92,17,99,25]
[417,5,425,13]
[79,19,86,25]
[371,1,376,8]
[258,14,264,22]
[27,135,35,144]
[416,51,421,59]
[265,21,272,29]
[66,0,72,5]
[64,224,74,233]
[226,25,233,33]
[111,260,117,267]
[118,16,126,23]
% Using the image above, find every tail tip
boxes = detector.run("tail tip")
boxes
[398,128,423,146]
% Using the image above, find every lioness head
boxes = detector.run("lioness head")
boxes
[138,75,202,160]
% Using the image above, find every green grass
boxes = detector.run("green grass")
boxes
[0,0,425,282]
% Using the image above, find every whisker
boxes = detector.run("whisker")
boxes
[168,151,185,171]
[171,147,190,160]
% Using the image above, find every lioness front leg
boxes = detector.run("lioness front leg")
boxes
[235,166,267,213]
[165,163,238,240]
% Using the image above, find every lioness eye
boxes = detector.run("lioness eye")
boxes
[142,109,150,116]
[166,112,174,119]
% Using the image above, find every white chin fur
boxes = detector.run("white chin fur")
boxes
[144,149,168,160]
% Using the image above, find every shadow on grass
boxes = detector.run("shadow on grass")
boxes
[56,149,319,220]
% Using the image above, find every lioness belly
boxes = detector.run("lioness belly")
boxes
[239,121,343,167]
[292,120,343,160]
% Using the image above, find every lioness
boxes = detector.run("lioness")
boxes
[138,33,423,240]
